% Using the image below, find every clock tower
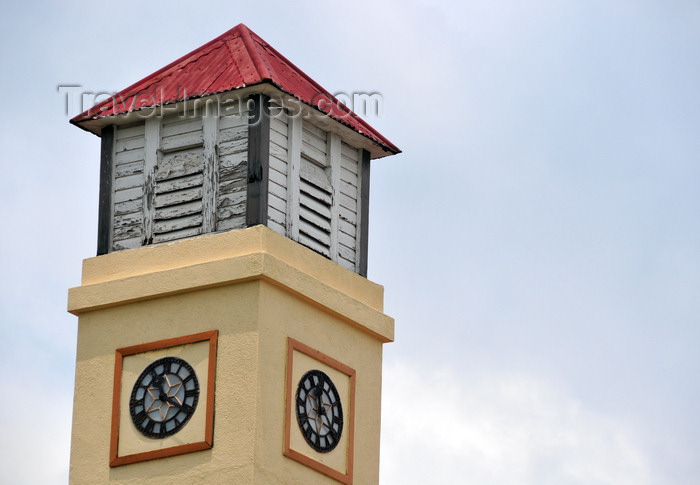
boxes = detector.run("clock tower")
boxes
[67,24,400,484]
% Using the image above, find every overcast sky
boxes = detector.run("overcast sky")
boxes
[1,1,698,484]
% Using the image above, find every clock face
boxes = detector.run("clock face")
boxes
[295,369,343,453]
[129,357,200,439]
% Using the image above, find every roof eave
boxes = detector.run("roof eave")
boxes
[71,82,400,158]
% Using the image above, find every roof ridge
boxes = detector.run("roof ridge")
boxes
[238,25,273,80]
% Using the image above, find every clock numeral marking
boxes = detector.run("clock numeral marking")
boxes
[149,370,162,388]
[132,410,147,425]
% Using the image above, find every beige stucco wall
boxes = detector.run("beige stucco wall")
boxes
[68,226,392,484]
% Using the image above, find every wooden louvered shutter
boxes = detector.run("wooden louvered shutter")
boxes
[152,145,205,242]
[298,123,332,257]
[151,116,205,243]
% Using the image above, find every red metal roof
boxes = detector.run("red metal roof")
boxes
[71,24,400,155]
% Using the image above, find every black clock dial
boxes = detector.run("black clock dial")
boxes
[129,357,199,439]
[295,369,343,453]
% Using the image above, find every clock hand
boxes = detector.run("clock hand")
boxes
[312,387,327,433]
[166,394,184,408]
[308,389,319,411]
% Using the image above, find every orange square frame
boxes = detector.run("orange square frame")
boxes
[110,330,218,467]
[284,337,356,484]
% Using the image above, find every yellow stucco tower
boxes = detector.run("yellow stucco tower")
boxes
[67,24,400,484]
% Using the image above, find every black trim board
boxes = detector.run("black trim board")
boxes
[246,94,271,227]
[97,125,115,255]
[358,149,371,277]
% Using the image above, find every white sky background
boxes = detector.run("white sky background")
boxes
[1,1,698,483]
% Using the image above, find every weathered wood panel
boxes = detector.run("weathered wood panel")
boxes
[300,181,332,216]
[267,204,286,235]
[299,223,331,254]
[269,164,287,196]
[114,198,141,217]
[154,213,203,233]
[340,178,357,201]
[162,128,204,148]
[217,201,246,219]
[106,109,253,250]
[115,135,145,153]
[300,143,327,167]
[269,127,287,149]
[146,114,206,243]
[113,211,143,240]
[286,114,301,239]
[301,123,328,166]
[161,116,203,151]
[340,167,357,188]
[117,123,147,140]
[155,186,203,208]
[219,136,247,157]
[153,225,202,244]
[328,133,341,261]
[270,113,287,136]
[113,173,142,192]
[202,113,219,233]
[155,200,202,220]
[155,173,203,194]
[219,111,247,130]
[217,107,248,232]
[300,205,331,232]
[115,160,143,178]
[113,185,142,204]
[302,122,327,147]
[340,140,362,272]
[113,236,140,251]
[339,210,357,234]
[111,123,146,251]
[161,116,202,137]
[141,117,160,245]
[339,218,356,238]
[156,148,204,180]
[339,242,355,257]
[218,189,246,209]
[115,147,145,166]
[339,234,355,249]
[300,157,331,192]
[269,140,287,163]
[340,142,359,174]
[297,120,334,259]
[268,107,288,238]
[220,153,247,180]
[338,192,358,214]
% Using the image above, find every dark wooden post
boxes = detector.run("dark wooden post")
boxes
[97,125,114,255]
[246,93,271,227]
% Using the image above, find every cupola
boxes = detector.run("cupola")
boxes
[71,23,400,276]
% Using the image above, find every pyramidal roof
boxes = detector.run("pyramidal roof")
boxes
[71,23,399,155]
